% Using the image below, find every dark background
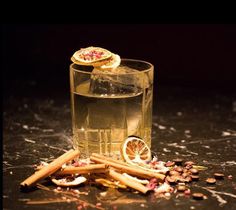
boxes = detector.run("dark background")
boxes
[2,24,236,98]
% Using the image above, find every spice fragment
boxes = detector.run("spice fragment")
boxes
[206,178,216,184]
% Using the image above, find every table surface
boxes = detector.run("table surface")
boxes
[3,84,236,210]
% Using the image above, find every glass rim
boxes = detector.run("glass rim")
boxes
[70,58,154,75]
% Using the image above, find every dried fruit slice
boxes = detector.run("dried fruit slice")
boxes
[51,176,86,187]
[95,178,127,189]
[71,47,112,66]
[120,136,152,166]
[96,54,121,71]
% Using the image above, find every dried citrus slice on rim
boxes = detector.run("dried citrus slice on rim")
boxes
[71,46,112,66]
[120,136,152,165]
[96,54,121,71]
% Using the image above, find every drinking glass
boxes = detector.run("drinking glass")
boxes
[70,59,154,157]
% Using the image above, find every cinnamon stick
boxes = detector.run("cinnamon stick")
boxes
[57,164,108,175]
[92,153,166,174]
[91,153,129,167]
[37,163,108,175]
[108,169,149,194]
[20,149,80,188]
[90,155,165,181]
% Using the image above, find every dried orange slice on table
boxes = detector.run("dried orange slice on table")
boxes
[120,136,152,166]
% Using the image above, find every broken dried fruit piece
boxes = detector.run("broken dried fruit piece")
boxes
[154,182,173,194]
[51,176,86,187]
[95,178,127,189]
[96,54,121,71]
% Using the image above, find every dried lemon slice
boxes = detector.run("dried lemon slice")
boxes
[96,54,121,71]
[71,46,112,66]
[120,136,152,166]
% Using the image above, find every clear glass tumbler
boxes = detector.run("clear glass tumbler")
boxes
[70,59,154,157]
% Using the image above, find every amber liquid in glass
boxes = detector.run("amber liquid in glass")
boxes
[71,68,153,157]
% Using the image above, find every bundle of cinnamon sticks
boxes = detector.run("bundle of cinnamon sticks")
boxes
[20,150,165,194]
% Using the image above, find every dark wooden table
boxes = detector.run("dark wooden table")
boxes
[3,83,236,210]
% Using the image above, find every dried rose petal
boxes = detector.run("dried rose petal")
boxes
[165,161,175,167]
[146,178,158,190]
[96,202,102,207]
[184,189,191,195]
[77,205,83,210]
[228,175,233,179]
[184,161,195,166]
